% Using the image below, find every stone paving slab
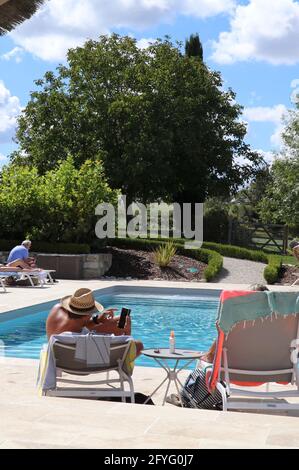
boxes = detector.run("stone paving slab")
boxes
[0,280,299,449]
[1,358,299,449]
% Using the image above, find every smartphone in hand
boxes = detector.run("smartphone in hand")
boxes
[118,308,131,329]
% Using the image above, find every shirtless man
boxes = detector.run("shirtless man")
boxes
[46,288,144,357]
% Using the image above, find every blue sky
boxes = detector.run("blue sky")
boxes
[1,0,299,166]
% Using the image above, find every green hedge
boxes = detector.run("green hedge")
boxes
[170,239,268,263]
[108,238,223,282]
[0,239,90,255]
[264,256,282,284]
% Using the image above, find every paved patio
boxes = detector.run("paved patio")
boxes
[0,279,299,449]
[1,357,299,449]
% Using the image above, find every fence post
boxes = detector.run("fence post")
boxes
[283,225,289,255]
[228,217,233,245]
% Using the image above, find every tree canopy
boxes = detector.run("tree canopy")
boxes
[258,156,299,230]
[258,106,299,233]
[0,156,119,243]
[185,33,203,60]
[12,34,263,205]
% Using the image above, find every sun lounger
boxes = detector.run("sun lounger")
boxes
[198,290,299,412]
[0,268,56,287]
[0,275,7,293]
[39,333,136,402]
[0,271,23,291]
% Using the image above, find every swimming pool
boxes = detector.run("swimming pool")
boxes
[0,289,220,367]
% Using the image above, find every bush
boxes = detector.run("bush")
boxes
[197,249,223,282]
[202,242,269,263]
[203,211,229,244]
[153,242,177,267]
[264,256,282,284]
[166,238,269,262]
[108,237,223,282]
[0,239,90,254]
[0,157,119,244]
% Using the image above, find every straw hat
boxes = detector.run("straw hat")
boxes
[61,288,104,316]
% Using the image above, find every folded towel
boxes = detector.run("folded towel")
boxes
[75,334,111,366]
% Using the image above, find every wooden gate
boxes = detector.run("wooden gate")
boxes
[230,221,289,255]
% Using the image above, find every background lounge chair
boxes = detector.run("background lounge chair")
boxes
[0,268,55,287]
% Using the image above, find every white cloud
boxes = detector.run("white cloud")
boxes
[9,0,235,62]
[0,81,22,144]
[1,47,24,63]
[243,104,288,149]
[0,153,7,161]
[136,38,156,49]
[257,149,275,164]
[212,0,299,65]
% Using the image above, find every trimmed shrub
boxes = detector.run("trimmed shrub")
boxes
[199,250,223,282]
[0,239,90,255]
[164,239,269,262]
[264,256,282,285]
[202,242,269,263]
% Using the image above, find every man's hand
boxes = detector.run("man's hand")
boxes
[99,308,117,323]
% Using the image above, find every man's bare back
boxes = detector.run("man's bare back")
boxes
[46,304,143,356]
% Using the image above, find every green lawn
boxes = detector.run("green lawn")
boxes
[274,255,298,266]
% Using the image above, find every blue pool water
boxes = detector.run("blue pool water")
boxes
[0,292,219,367]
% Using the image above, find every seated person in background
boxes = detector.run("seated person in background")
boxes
[202,284,269,363]
[290,240,299,263]
[7,240,36,269]
[46,288,144,357]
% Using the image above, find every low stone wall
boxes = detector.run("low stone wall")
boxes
[0,251,112,280]
[82,253,112,280]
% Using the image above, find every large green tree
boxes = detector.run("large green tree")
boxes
[12,34,263,204]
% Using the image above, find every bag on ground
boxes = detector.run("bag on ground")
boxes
[180,368,225,410]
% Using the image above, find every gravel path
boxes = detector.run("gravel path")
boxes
[215,257,266,285]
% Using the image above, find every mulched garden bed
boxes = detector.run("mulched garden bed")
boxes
[103,247,207,282]
[276,265,299,286]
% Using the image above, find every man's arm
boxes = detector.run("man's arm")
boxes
[85,309,132,336]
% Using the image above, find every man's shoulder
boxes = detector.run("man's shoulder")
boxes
[49,303,62,313]
[12,245,26,253]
